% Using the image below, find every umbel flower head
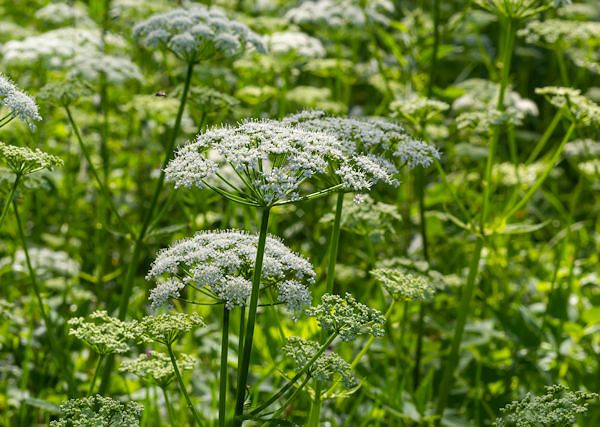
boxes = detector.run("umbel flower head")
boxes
[536,86,600,127]
[266,31,326,59]
[147,230,315,315]
[0,74,41,130]
[285,0,395,30]
[132,6,266,63]
[474,0,569,20]
[306,293,385,341]
[518,19,600,74]
[120,351,197,389]
[37,80,93,107]
[34,2,91,27]
[283,110,440,170]
[13,247,80,278]
[283,336,357,388]
[371,268,435,302]
[66,52,143,85]
[496,384,597,427]
[1,28,124,69]
[0,142,63,176]
[68,311,143,355]
[166,118,400,206]
[453,79,539,130]
[50,395,143,427]
[564,139,600,160]
[138,312,205,346]
[390,94,450,126]
[519,19,600,48]
[320,193,401,239]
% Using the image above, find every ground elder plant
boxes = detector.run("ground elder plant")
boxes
[1,1,599,426]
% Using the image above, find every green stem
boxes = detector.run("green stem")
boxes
[555,49,569,86]
[64,105,129,234]
[436,18,516,421]
[166,342,202,426]
[326,192,344,295]
[249,333,337,417]
[480,17,515,233]
[88,354,105,396]
[270,375,311,418]
[219,306,230,427]
[307,385,322,427]
[435,237,484,418]
[308,191,344,425]
[162,387,177,426]
[427,0,441,97]
[0,172,21,230]
[526,108,563,164]
[399,302,409,352]
[98,61,195,394]
[13,200,74,394]
[413,167,430,387]
[233,206,271,425]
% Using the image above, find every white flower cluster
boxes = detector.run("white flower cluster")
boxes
[285,0,394,29]
[284,110,440,169]
[576,160,600,179]
[147,230,315,312]
[34,2,91,26]
[519,19,600,46]
[492,162,547,187]
[132,6,267,63]
[286,0,366,28]
[266,31,326,58]
[519,19,600,73]
[66,52,143,84]
[0,74,41,130]
[278,280,312,320]
[13,247,80,278]
[453,79,539,124]
[536,86,600,127]
[166,118,399,205]
[1,27,124,69]
[564,139,600,160]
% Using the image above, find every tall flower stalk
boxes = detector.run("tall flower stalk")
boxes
[233,207,271,425]
[100,5,267,395]
[163,115,404,423]
[435,15,517,419]
[436,0,576,417]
